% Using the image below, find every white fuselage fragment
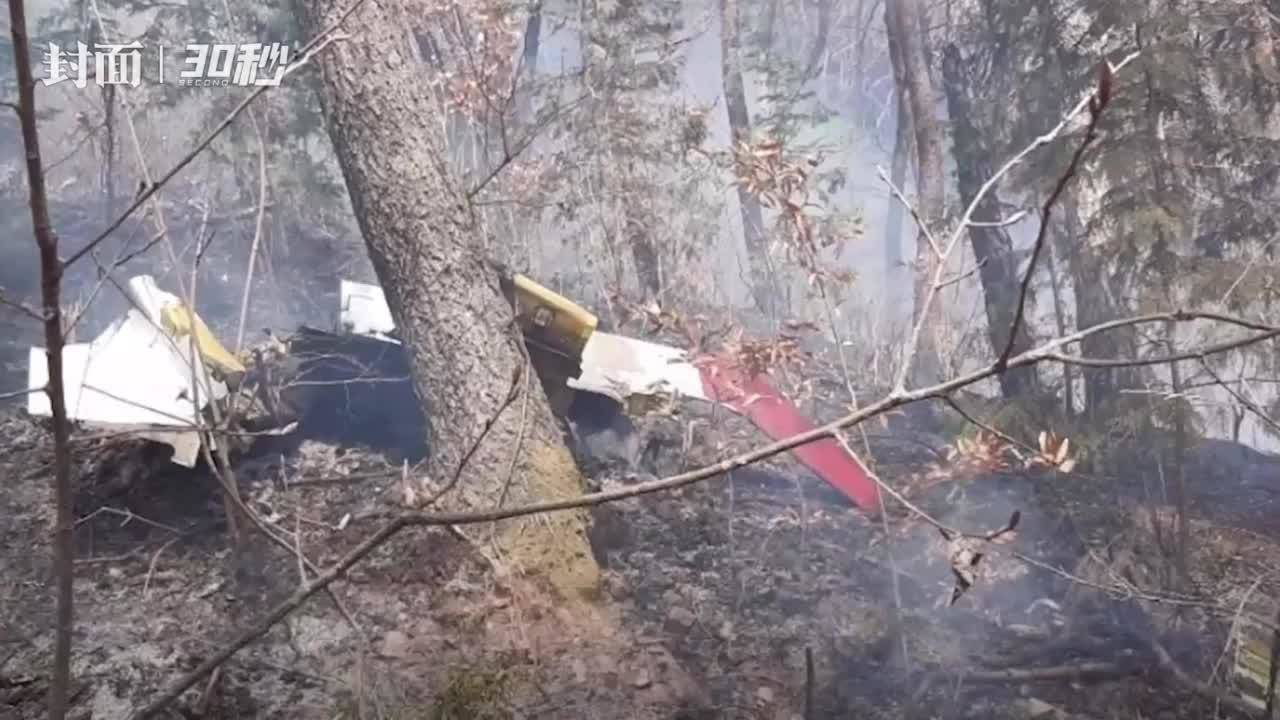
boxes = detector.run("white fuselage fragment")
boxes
[26,276,227,467]
[337,279,709,406]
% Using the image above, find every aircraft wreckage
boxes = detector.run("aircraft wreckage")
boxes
[22,273,1280,712]
[26,272,881,509]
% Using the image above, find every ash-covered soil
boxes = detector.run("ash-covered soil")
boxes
[2,397,1278,719]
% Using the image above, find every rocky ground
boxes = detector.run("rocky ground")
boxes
[2,375,1279,719]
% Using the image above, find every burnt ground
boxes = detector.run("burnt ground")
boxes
[2,393,1280,720]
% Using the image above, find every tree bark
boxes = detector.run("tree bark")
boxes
[882,15,912,321]
[578,2,667,306]
[760,0,778,59]
[515,1,541,122]
[1045,221,1074,416]
[1042,44,1137,416]
[627,211,662,302]
[939,43,1038,398]
[1060,192,1138,414]
[884,0,945,385]
[721,0,777,318]
[522,0,541,77]
[294,0,600,599]
[803,0,833,79]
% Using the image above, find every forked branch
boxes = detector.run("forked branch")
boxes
[995,60,1114,371]
[881,51,1139,392]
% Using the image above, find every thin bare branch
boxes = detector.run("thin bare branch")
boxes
[952,52,1136,245]
[60,3,362,270]
[233,110,269,353]
[1030,310,1277,356]
[996,59,1115,371]
[1041,330,1278,368]
[936,258,987,289]
[0,288,44,322]
[0,386,42,402]
[940,395,1035,455]
[1148,635,1265,717]
[884,51,1141,393]
[876,165,942,258]
[968,209,1030,228]
[1200,359,1280,435]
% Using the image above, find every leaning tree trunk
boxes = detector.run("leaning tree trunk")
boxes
[940,43,1038,399]
[295,0,599,600]
[884,0,945,386]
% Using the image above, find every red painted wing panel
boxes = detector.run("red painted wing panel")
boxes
[695,356,881,512]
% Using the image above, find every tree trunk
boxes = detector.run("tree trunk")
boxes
[939,43,1037,398]
[101,83,116,222]
[523,0,541,77]
[1060,193,1138,414]
[1166,323,1189,589]
[721,0,776,318]
[884,0,945,385]
[882,15,912,322]
[515,1,541,121]
[760,0,778,61]
[1045,221,1074,416]
[1046,45,1138,417]
[10,0,75,715]
[627,211,662,302]
[580,2,666,307]
[803,0,833,78]
[295,0,600,599]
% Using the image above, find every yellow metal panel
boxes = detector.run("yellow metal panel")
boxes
[511,274,598,358]
[159,304,247,376]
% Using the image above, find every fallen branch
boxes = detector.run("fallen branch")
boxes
[936,637,1263,717]
[955,661,1136,683]
[1149,635,1265,717]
